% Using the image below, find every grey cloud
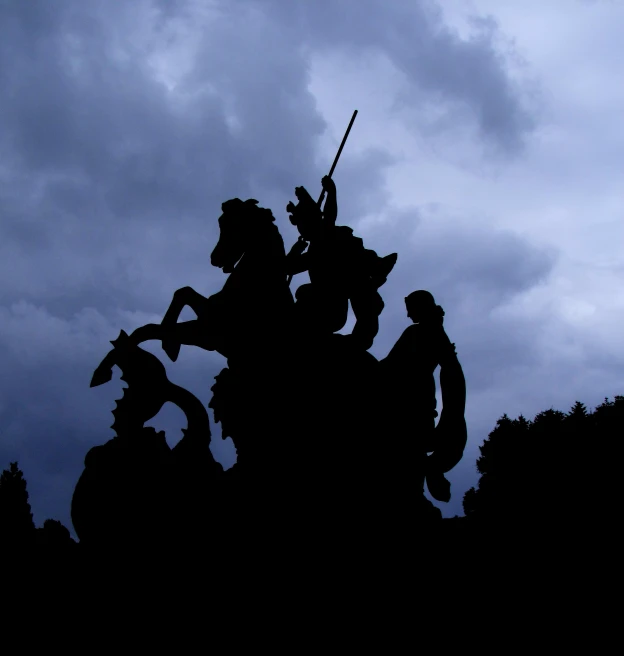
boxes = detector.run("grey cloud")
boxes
[323,147,398,222]
[370,216,556,391]
[253,0,536,154]
[359,207,556,316]
[0,0,549,528]
[0,0,327,321]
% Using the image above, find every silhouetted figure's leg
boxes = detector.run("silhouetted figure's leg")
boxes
[350,289,384,350]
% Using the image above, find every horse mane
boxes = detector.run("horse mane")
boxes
[222,198,276,223]
[241,201,281,244]
[248,201,276,225]
[220,197,284,261]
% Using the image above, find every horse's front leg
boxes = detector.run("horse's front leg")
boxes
[161,286,207,325]
[161,286,210,362]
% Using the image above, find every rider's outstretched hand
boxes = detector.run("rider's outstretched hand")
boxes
[321,175,336,194]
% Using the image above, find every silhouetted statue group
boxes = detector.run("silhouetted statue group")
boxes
[73,174,467,552]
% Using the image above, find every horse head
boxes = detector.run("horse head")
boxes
[211,198,277,273]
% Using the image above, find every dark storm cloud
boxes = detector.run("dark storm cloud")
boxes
[255,0,535,153]
[0,0,542,528]
[0,0,335,330]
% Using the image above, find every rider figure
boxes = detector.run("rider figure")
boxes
[285,176,396,351]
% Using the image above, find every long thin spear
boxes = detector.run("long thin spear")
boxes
[316,109,358,207]
[287,109,358,285]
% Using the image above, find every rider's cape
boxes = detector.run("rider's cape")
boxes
[322,226,395,289]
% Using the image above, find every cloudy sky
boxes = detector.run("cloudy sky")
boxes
[1,0,622,533]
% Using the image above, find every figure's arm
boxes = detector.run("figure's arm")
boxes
[285,250,310,276]
[321,176,337,227]
[437,328,458,367]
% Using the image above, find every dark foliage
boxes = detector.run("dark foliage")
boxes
[0,461,35,545]
[463,396,624,536]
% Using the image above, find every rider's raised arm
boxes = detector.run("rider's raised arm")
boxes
[321,176,337,228]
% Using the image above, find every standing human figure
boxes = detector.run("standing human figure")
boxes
[381,290,464,515]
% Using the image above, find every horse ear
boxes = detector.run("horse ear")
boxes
[221,198,243,212]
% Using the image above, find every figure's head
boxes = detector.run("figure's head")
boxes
[404,290,444,324]
[287,186,322,241]
[211,198,275,273]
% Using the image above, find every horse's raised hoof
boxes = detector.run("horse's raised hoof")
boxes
[162,340,181,363]
[91,365,113,388]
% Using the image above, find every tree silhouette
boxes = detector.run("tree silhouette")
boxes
[0,461,36,545]
[463,396,624,536]
[462,413,530,526]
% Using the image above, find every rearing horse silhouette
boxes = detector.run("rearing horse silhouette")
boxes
[91,198,294,387]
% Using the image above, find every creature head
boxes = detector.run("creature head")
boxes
[211,198,275,273]
[287,186,322,241]
[108,331,170,433]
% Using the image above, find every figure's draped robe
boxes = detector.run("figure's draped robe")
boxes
[380,322,453,499]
